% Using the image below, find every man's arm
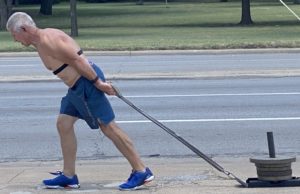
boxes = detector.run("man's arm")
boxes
[74,56,116,95]
[53,38,116,95]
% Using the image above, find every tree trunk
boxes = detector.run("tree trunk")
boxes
[136,0,144,5]
[40,0,54,15]
[0,0,13,31]
[14,0,19,6]
[70,0,78,37]
[240,0,253,25]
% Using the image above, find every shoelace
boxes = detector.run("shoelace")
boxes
[127,171,146,184]
[126,169,148,183]
[49,170,63,176]
[127,171,135,182]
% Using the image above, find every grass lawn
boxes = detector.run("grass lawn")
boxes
[1,1,300,51]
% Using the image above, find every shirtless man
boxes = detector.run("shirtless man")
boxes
[6,12,154,190]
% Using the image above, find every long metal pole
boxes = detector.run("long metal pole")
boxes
[112,85,248,187]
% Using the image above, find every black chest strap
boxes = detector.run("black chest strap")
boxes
[52,49,83,75]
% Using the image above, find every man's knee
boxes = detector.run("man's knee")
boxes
[99,121,118,137]
[56,115,77,133]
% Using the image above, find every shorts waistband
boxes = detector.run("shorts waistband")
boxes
[70,61,96,90]
[70,77,83,90]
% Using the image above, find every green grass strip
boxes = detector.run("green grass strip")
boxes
[1,1,300,51]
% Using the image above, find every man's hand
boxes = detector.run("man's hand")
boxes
[95,81,116,96]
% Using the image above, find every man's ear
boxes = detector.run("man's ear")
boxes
[20,25,26,32]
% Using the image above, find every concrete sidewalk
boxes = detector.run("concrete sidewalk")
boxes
[1,156,300,194]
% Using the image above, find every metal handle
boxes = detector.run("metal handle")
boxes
[267,132,276,158]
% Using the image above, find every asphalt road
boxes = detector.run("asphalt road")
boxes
[1,51,300,163]
[0,77,300,162]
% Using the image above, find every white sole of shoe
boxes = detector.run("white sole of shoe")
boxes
[145,175,155,183]
[44,184,80,189]
[119,175,155,191]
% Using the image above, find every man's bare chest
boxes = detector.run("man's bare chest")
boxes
[38,51,64,71]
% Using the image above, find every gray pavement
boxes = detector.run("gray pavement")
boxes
[2,49,300,193]
[1,156,300,194]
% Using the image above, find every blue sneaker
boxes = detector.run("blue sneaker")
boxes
[43,174,80,189]
[119,167,154,190]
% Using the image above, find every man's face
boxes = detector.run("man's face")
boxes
[10,29,30,47]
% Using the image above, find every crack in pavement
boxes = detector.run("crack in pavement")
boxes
[7,169,27,184]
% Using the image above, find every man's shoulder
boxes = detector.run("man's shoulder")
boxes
[43,28,66,36]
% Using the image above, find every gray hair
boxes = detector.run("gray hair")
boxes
[6,12,36,32]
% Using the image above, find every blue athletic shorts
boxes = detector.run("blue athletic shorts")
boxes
[60,62,115,129]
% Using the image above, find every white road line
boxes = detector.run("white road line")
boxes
[0,58,38,62]
[1,116,300,123]
[0,92,300,99]
[100,58,300,64]
[0,64,37,67]
[116,117,300,124]
[125,92,300,98]
[0,95,62,99]
[10,192,32,194]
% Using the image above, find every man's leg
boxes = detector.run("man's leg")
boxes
[42,114,80,189]
[99,121,154,190]
[99,121,145,171]
[56,114,78,177]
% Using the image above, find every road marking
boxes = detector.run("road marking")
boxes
[0,58,38,62]
[0,95,61,99]
[116,117,300,124]
[0,64,37,67]
[105,57,300,65]
[0,92,300,99]
[2,116,300,123]
[124,92,300,98]
[10,192,32,194]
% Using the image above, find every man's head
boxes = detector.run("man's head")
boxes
[6,12,36,46]
[6,12,36,32]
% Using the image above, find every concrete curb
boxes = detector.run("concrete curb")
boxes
[1,69,300,83]
[1,48,300,57]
